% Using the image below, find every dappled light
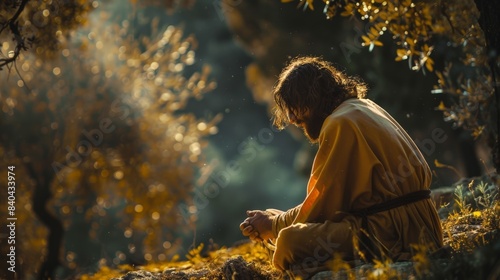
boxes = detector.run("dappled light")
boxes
[1,2,217,277]
[1,0,499,279]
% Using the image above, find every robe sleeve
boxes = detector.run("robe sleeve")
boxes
[271,204,302,237]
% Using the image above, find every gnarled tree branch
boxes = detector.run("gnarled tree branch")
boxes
[0,0,31,70]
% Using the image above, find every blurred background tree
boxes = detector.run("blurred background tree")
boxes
[0,2,217,278]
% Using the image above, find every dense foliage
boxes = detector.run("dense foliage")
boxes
[0,8,217,279]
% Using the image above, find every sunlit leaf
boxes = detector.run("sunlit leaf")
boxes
[425,57,434,72]
[436,101,447,111]
[434,159,446,168]
[396,48,408,57]
[340,4,354,17]
[361,35,371,45]
[306,0,314,10]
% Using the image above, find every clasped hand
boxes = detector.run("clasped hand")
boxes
[239,210,275,242]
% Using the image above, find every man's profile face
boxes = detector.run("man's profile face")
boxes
[288,109,325,143]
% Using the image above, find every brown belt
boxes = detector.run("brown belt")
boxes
[349,190,431,261]
[349,190,431,217]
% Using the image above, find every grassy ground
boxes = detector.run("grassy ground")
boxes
[81,179,500,280]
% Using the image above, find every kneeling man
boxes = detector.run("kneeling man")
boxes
[239,57,443,278]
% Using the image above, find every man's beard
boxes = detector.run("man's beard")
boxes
[302,112,327,143]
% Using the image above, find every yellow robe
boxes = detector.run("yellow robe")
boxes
[270,98,443,277]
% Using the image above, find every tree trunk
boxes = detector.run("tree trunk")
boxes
[25,163,63,279]
[453,129,482,177]
[474,0,500,173]
[33,184,63,279]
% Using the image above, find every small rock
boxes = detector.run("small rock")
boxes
[115,270,159,280]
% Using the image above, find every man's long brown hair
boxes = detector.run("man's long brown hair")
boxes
[272,56,367,129]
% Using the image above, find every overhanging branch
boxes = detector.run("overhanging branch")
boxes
[0,0,31,70]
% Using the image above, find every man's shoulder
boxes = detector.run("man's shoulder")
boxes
[333,98,374,114]
[322,98,388,133]
[320,105,358,135]
[327,98,370,123]
[331,98,390,121]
